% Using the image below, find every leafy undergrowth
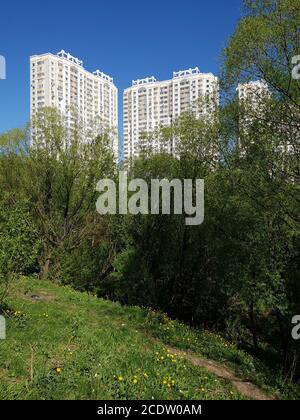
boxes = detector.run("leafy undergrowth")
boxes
[0,276,298,400]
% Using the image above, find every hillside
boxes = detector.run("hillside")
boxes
[0,276,298,400]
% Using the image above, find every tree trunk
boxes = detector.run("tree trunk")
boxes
[249,301,259,351]
[39,249,52,280]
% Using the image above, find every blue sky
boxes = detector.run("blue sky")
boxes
[0,0,242,135]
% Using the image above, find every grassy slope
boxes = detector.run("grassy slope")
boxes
[0,276,298,400]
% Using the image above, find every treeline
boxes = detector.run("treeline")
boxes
[0,0,299,380]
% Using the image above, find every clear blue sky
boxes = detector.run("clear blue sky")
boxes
[0,0,243,135]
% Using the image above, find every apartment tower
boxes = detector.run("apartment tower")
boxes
[30,50,118,158]
[123,67,219,160]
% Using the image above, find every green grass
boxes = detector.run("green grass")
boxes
[0,276,298,400]
[141,310,300,400]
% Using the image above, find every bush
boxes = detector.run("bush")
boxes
[0,195,41,304]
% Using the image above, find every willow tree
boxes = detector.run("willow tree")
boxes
[25,107,116,279]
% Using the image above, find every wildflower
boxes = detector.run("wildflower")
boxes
[133,378,138,384]
[117,376,124,382]
[144,373,148,379]
[55,367,62,374]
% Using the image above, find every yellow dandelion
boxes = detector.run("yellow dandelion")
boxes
[117,376,124,382]
[55,367,62,374]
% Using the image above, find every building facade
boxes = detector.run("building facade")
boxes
[123,68,219,160]
[237,80,296,160]
[236,80,270,135]
[237,80,269,106]
[30,50,118,157]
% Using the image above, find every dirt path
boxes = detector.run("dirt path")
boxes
[166,346,275,400]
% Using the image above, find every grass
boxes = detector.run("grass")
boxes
[0,276,298,400]
[141,310,300,400]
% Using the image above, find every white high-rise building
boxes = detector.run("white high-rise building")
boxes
[237,80,295,159]
[30,50,118,158]
[237,80,269,105]
[237,80,270,133]
[123,67,219,160]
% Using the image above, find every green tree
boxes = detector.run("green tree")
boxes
[24,107,116,280]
